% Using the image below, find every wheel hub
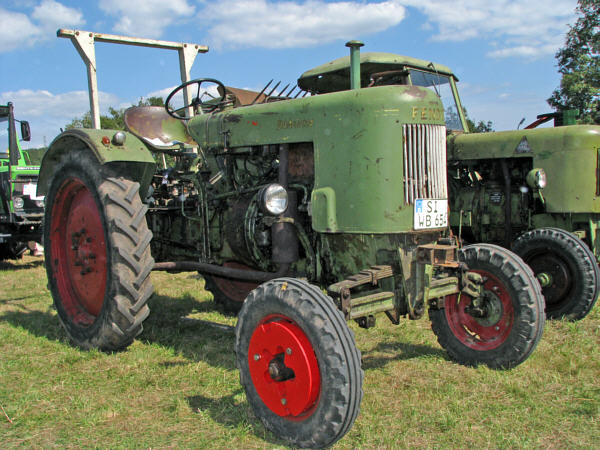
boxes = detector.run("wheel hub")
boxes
[51,178,108,326]
[527,254,570,306]
[445,269,514,350]
[248,316,320,418]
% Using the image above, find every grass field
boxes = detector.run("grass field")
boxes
[1,255,599,448]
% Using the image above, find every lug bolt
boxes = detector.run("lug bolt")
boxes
[86,237,92,243]
[253,354,261,361]
[492,286,499,292]
[495,326,500,331]
[286,348,292,355]
[281,398,287,405]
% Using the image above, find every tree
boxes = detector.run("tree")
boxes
[65,96,165,130]
[548,0,599,124]
[461,107,494,133]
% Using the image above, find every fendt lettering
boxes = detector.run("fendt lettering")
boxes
[39,41,545,447]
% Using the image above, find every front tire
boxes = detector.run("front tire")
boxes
[235,278,363,448]
[430,244,545,369]
[44,150,154,350]
[513,227,599,320]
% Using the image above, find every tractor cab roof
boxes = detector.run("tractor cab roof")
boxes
[298,52,457,94]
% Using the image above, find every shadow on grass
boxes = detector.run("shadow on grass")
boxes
[0,258,44,271]
[360,339,448,370]
[0,307,66,343]
[0,289,237,371]
[186,392,284,446]
[138,292,237,371]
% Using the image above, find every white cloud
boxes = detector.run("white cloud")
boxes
[0,89,120,147]
[0,8,39,52]
[201,0,406,49]
[0,1,84,53]
[401,0,576,58]
[99,0,195,38]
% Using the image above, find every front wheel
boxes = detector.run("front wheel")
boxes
[44,150,154,350]
[235,278,363,448]
[430,244,545,369]
[512,227,599,320]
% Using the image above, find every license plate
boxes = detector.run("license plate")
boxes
[23,182,44,200]
[414,199,448,230]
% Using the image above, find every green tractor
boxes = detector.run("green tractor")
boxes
[296,49,600,322]
[0,102,44,259]
[38,42,545,447]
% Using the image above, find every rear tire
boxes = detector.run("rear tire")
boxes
[430,244,545,369]
[204,262,258,314]
[44,150,154,351]
[513,227,599,320]
[235,278,363,448]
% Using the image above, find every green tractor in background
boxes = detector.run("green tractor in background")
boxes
[0,102,44,259]
[38,42,545,447]
[296,50,600,322]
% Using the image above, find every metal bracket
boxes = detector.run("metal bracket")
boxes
[57,28,208,129]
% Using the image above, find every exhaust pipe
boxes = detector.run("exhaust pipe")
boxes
[345,40,364,90]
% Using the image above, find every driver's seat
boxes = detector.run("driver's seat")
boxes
[124,106,198,150]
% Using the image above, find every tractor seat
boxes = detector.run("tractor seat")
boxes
[124,106,197,150]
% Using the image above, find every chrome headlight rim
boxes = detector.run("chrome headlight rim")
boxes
[258,183,288,216]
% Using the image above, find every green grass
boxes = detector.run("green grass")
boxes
[1,255,599,448]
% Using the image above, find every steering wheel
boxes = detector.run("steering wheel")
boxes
[165,78,226,120]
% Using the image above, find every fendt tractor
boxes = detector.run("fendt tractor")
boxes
[295,49,600,322]
[38,42,545,447]
[0,102,44,259]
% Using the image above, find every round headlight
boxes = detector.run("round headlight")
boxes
[112,131,127,145]
[526,168,547,189]
[35,199,45,208]
[259,184,288,215]
[13,197,24,209]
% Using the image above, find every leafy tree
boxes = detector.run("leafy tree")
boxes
[548,0,599,124]
[460,107,494,133]
[66,96,165,130]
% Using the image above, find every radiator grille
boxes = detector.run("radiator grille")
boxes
[403,124,448,204]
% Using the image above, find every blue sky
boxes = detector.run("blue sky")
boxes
[0,0,578,148]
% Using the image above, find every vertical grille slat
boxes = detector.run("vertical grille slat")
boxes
[402,123,447,205]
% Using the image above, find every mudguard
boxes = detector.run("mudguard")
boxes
[37,128,156,197]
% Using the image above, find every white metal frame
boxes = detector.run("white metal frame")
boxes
[57,28,209,129]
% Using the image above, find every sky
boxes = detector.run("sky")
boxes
[0,0,579,148]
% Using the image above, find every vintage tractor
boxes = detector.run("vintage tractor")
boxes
[0,102,44,259]
[296,49,600,322]
[37,42,544,448]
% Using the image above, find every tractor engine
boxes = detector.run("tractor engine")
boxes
[449,157,541,245]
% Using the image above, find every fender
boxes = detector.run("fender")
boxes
[37,128,156,197]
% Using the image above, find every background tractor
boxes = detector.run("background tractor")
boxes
[38,42,544,447]
[296,50,600,322]
[0,102,44,259]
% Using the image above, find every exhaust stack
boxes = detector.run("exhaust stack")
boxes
[345,40,364,90]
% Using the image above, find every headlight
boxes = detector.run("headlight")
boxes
[35,199,45,208]
[259,184,288,215]
[13,197,24,209]
[526,168,547,189]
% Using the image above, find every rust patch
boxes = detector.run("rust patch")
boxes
[288,143,314,181]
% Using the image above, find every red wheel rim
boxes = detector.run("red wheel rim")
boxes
[445,270,514,350]
[248,315,321,418]
[212,262,258,303]
[50,177,107,327]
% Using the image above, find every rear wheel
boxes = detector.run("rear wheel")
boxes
[44,150,154,350]
[204,262,258,314]
[430,244,545,369]
[235,278,363,448]
[513,227,599,320]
